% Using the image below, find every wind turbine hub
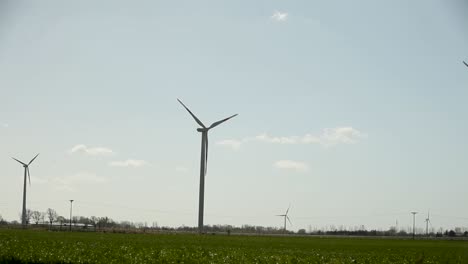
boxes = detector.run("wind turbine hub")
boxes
[197,128,208,132]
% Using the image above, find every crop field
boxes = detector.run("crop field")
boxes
[0,229,467,263]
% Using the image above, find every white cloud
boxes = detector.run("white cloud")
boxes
[109,159,148,168]
[216,139,243,150]
[216,127,365,149]
[49,172,107,192]
[271,11,288,21]
[301,134,321,144]
[256,134,298,144]
[274,160,309,172]
[319,127,365,146]
[69,144,114,156]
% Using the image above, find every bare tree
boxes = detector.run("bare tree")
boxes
[24,209,33,224]
[78,216,90,227]
[56,216,66,230]
[98,216,114,228]
[90,216,98,231]
[40,212,45,224]
[31,210,43,225]
[46,208,58,227]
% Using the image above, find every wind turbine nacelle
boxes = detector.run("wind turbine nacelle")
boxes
[197,128,208,132]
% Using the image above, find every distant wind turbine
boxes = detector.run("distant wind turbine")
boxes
[177,99,237,234]
[276,205,292,233]
[12,154,39,226]
[425,211,432,236]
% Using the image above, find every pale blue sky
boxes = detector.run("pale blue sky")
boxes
[1,0,467,232]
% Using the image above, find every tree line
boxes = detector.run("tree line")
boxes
[0,209,124,231]
[1,211,467,238]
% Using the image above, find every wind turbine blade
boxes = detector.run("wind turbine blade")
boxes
[464,61,468,68]
[276,214,286,217]
[177,99,206,128]
[27,167,31,186]
[28,153,39,166]
[12,157,27,166]
[208,114,238,129]
[287,216,292,226]
[285,204,290,215]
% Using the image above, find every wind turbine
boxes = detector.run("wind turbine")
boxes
[177,99,237,234]
[12,154,39,226]
[425,211,432,236]
[276,205,292,233]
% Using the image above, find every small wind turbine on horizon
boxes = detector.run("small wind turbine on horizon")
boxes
[12,154,39,226]
[177,99,237,234]
[276,205,292,233]
[425,211,432,236]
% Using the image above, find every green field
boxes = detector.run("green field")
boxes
[0,229,467,263]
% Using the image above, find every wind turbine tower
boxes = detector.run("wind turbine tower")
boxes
[12,154,39,226]
[411,211,417,240]
[177,99,237,234]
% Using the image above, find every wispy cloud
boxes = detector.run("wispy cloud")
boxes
[274,160,309,172]
[319,127,365,146]
[1,123,8,128]
[49,172,107,192]
[69,144,114,156]
[271,11,288,22]
[109,159,148,168]
[255,134,298,144]
[216,139,243,150]
[217,127,366,149]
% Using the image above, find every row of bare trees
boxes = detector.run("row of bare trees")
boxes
[17,208,118,230]
[3,211,467,237]
[20,208,60,226]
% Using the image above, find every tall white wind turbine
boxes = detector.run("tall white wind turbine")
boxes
[178,99,237,234]
[276,205,292,233]
[12,154,39,226]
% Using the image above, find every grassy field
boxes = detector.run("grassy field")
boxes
[0,229,467,263]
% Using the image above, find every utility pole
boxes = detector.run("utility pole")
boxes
[411,211,417,240]
[69,200,74,231]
